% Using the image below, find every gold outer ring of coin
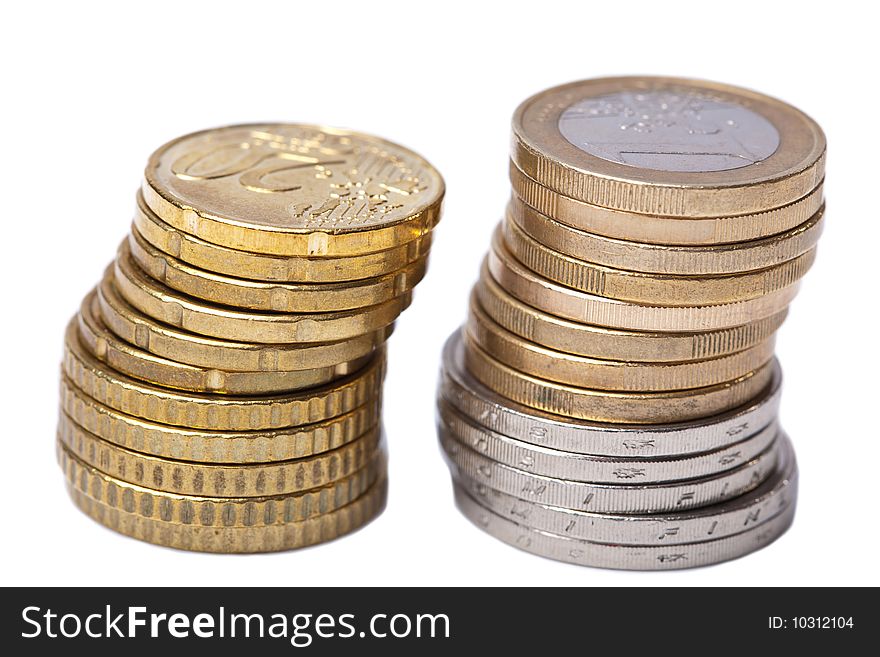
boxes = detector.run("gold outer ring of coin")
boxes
[79,291,369,394]
[462,332,775,424]
[487,232,800,331]
[62,319,385,431]
[511,77,826,217]
[61,448,388,553]
[128,228,428,313]
[507,194,825,275]
[142,123,444,257]
[134,192,433,283]
[465,296,776,392]
[96,275,391,373]
[59,414,382,497]
[114,244,412,344]
[501,220,816,306]
[509,161,825,246]
[473,268,787,362]
[59,376,382,463]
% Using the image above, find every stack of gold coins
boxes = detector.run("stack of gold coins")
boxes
[437,77,825,569]
[58,124,444,553]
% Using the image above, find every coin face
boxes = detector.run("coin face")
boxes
[512,77,826,216]
[557,90,780,173]
[144,124,445,233]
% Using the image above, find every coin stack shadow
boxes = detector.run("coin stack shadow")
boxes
[436,77,825,569]
[58,124,444,553]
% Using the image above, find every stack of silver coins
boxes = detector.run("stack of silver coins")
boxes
[436,77,825,569]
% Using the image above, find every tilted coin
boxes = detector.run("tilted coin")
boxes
[453,434,795,545]
[501,219,816,306]
[60,442,385,527]
[62,319,384,430]
[59,415,382,496]
[511,76,825,218]
[488,232,800,331]
[510,161,824,245]
[64,451,388,552]
[60,376,381,463]
[453,480,795,570]
[439,331,782,458]
[474,266,787,362]
[440,425,778,514]
[508,194,825,275]
[114,243,411,343]
[438,399,778,483]
[142,124,444,256]
[79,292,368,394]
[97,275,391,373]
[134,192,432,283]
[466,297,776,391]
[464,332,774,424]
[128,228,428,312]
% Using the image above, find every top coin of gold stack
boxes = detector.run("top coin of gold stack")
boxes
[58,123,444,553]
[437,76,825,570]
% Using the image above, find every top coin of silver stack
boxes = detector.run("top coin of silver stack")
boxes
[437,77,825,570]
[58,124,444,552]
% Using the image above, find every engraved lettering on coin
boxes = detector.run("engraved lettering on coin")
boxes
[153,126,434,229]
[171,143,348,193]
[558,91,780,172]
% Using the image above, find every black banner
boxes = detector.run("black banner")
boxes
[2,587,869,654]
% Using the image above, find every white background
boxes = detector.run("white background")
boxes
[2,0,877,587]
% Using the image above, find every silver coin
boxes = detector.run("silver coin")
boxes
[440,426,779,514]
[439,331,781,457]
[558,90,780,173]
[454,483,796,570]
[438,399,779,484]
[453,434,796,545]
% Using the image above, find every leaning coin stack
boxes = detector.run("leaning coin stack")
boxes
[437,77,825,569]
[57,124,444,552]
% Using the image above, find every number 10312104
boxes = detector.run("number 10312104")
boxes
[768,617,854,630]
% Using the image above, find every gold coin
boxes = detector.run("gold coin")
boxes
[79,291,367,394]
[59,415,382,497]
[97,275,391,373]
[142,124,444,257]
[466,295,776,391]
[128,228,428,312]
[501,220,816,305]
[475,266,787,362]
[59,376,381,463]
[114,244,411,343]
[488,231,799,331]
[463,332,775,424]
[134,191,432,283]
[59,442,385,527]
[62,318,384,430]
[510,161,824,246]
[508,195,825,274]
[62,447,388,553]
[471,261,788,363]
[511,77,825,217]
